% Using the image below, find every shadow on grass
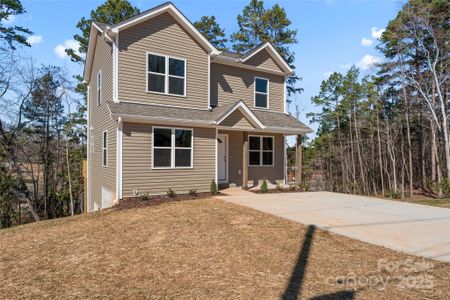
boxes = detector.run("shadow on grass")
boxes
[282,224,355,300]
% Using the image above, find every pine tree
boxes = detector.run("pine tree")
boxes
[194,16,228,50]
[0,0,32,49]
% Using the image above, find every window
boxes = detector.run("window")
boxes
[147,53,186,96]
[249,136,273,166]
[254,77,269,108]
[96,71,102,105]
[153,127,193,168]
[102,131,108,166]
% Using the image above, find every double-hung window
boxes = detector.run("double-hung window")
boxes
[147,53,186,96]
[249,136,273,166]
[153,127,193,168]
[102,131,108,167]
[254,77,269,108]
[96,71,102,105]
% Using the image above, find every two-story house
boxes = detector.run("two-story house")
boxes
[84,2,311,211]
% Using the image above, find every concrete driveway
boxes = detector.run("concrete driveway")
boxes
[217,190,450,262]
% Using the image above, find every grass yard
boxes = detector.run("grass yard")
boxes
[404,198,450,208]
[1,198,449,299]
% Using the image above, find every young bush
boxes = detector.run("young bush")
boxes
[210,179,218,195]
[166,188,176,198]
[139,193,150,201]
[385,189,401,199]
[189,189,198,196]
[276,183,283,191]
[289,184,297,191]
[260,179,268,193]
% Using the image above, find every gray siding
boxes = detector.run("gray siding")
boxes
[88,31,117,209]
[219,130,284,186]
[210,63,285,113]
[118,12,209,109]
[122,122,215,196]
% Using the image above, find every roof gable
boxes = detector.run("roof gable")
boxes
[242,48,285,73]
[241,42,293,74]
[218,110,256,130]
[215,101,264,129]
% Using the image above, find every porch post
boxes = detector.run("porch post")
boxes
[295,134,302,187]
[242,132,249,189]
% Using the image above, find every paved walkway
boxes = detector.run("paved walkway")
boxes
[216,189,450,262]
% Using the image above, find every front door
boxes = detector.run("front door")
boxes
[217,134,228,183]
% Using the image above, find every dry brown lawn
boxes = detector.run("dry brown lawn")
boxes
[1,198,449,299]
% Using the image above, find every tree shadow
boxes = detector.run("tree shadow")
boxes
[282,224,355,300]
[282,225,316,300]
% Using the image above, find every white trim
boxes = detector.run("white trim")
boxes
[211,57,287,76]
[110,3,220,56]
[284,79,287,114]
[217,133,229,183]
[215,128,218,185]
[207,55,211,109]
[241,42,293,74]
[215,101,265,129]
[96,70,102,106]
[116,117,123,201]
[152,126,194,169]
[248,135,275,167]
[91,22,105,34]
[146,52,187,97]
[87,85,91,212]
[113,34,119,102]
[254,76,269,109]
[102,130,108,167]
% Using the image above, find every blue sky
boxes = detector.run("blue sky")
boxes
[12,0,402,134]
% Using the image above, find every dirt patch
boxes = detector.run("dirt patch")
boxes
[1,199,449,299]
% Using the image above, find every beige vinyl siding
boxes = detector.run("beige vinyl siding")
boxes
[118,12,209,109]
[243,49,284,73]
[210,63,285,113]
[219,130,284,186]
[220,110,255,130]
[88,31,116,209]
[122,122,215,196]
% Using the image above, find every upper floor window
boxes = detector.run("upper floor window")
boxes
[96,71,102,105]
[254,77,269,109]
[147,53,186,97]
[153,127,192,169]
[249,136,273,166]
[102,131,108,167]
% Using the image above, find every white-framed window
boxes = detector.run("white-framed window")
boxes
[96,71,102,105]
[152,127,193,169]
[254,77,269,109]
[147,53,186,96]
[102,130,108,167]
[249,135,274,166]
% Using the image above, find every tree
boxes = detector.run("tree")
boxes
[66,0,140,63]
[194,16,228,50]
[0,0,32,49]
[230,0,302,102]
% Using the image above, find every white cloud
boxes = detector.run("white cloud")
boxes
[323,71,333,79]
[3,15,16,24]
[54,39,80,59]
[27,35,43,45]
[371,27,385,39]
[361,38,373,46]
[340,63,352,70]
[357,54,381,70]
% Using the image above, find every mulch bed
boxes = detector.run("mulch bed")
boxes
[113,192,222,210]
[251,188,306,194]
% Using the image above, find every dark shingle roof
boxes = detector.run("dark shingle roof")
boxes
[108,101,312,133]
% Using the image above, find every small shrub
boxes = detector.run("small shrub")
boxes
[385,189,401,199]
[166,188,176,198]
[189,189,198,196]
[210,179,218,195]
[289,184,297,191]
[438,178,450,197]
[260,179,268,193]
[139,193,150,201]
[276,183,283,191]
